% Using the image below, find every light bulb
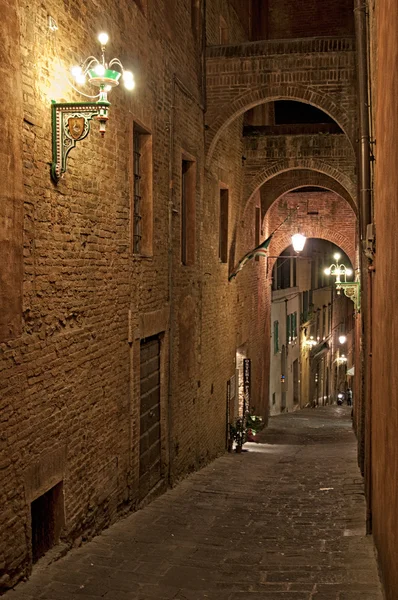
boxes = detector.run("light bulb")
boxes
[346,268,353,276]
[124,79,135,90]
[333,252,341,261]
[123,70,134,81]
[94,63,106,76]
[291,233,306,253]
[76,73,86,85]
[98,32,109,46]
[339,335,347,344]
[324,268,331,275]
[71,65,82,78]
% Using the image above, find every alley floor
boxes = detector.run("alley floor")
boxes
[5,407,384,600]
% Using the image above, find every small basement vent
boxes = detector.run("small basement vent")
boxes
[31,481,64,563]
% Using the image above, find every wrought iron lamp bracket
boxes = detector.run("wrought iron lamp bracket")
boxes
[336,280,361,312]
[51,100,110,183]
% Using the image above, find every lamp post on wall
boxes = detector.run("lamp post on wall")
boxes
[324,253,361,312]
[51,31,135,183]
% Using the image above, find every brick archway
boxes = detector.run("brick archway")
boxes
[246,160,356,208]
[263,191,357,269]
[206,86,354,168]
[242,170,357,224]
[268,232,355,273]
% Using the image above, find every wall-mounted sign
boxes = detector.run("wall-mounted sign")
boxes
[243,358,251,408]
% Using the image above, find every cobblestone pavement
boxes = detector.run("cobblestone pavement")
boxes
[4,407,384,600]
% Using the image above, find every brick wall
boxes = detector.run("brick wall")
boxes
[263,192,357,267]
[0,0,266,591]
[243,133,357,204]
[267,0,355,40]
[371,0,398,597]
[205,37,357,162]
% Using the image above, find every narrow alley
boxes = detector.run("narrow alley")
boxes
[5,408,383,600]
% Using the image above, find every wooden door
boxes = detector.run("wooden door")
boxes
[139,336,161,500]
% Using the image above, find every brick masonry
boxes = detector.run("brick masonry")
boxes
[0,0,363,593]
[205,37,358,163]
[243,132,357,206]
[370,0,398,597]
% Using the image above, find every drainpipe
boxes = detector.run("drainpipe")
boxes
[167,75,176,487]
[354,0,373,533]
[354,0,372,242]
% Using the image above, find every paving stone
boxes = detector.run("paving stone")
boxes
[3,408,384,600]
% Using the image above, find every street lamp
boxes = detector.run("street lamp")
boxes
[324,253,353,286]
[51,32,135,183]
[291,233,307,253]
[338,335,347,344]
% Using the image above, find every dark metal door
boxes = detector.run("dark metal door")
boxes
[139,336,161,500]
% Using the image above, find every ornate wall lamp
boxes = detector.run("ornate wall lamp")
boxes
[51,32,135,183]
[324,253,361,312]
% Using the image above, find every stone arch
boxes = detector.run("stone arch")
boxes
[246,159,356,209]
[262,190,357,272]
[206,85,355,167]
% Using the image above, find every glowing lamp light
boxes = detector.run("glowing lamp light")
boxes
[339,335,347,344]
[306,336,317,347]
[291,233,306,253]
[94,63,106,76]
[334,253,341,261]
[75,73,86,85]
[71,65,82,78]
[98,32,109,46]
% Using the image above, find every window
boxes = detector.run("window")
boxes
[302,291,309,323]
[219,188,229,263]
[316,309,320,340]
[286,313,297,344]
[292,257,297,287]
[273,320,279,354]
[181,156,196,265]
[328,304,332,335]
[278,255,291,289]
[255,206,260,261]
[292,312,297,340]
[132,123,153,256]
[286,313,291,344]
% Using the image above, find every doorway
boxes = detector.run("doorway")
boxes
[139,335,162,500]
[281,345,287,411]
[293,359,299,405]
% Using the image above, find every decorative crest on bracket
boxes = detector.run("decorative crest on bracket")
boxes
[336,280,361,313]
